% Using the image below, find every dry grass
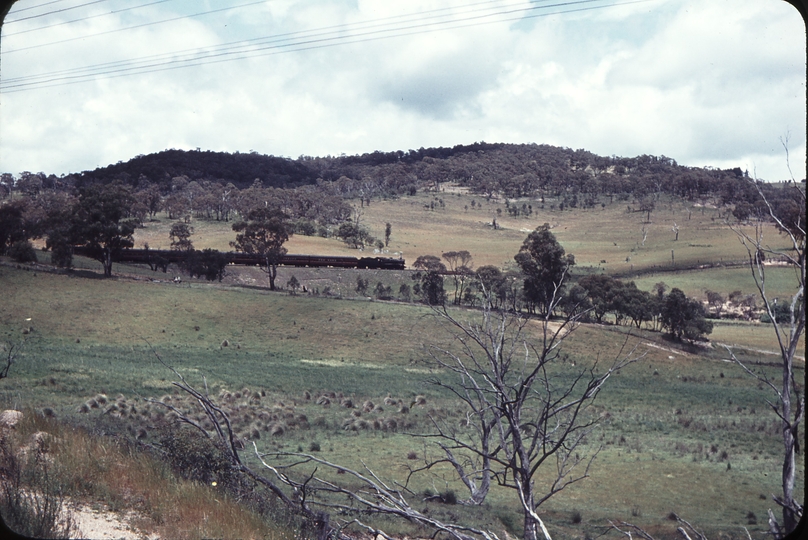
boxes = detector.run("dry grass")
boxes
[6,411,292,540]
[129,191,789,275]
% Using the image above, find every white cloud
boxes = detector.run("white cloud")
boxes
[0,0,803,181]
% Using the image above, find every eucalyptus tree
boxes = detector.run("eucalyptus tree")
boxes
[231,207,291,291]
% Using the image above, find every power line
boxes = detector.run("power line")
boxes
[0,0,656,93]
[0,0,648,91]
[2,0,271,52]
[5,0,78,16]
[1,0,521,82]
[4,0,112,23]
[3,0,178,37]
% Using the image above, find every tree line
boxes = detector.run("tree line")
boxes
[403,225,714,342]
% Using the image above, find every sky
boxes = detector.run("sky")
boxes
[0,0,805,181]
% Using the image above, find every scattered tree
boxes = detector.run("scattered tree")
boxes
[287,275,300,294]
[231,208,291,290]
[355,276,368,296]
[7,240,37,263]
[660,288,713,342]
[384,222,392,247]
[704,290,725,318]
[186,249,228,282]
[336,222,374,249]
[374,281,392,300]
[514,224,574,315]
[443,250,474,305]
[413,254,446,273]
[69,183,137,277]
[475,265,508,310]
[169,222,194,253]
[398,282,411,302]
[419,271,447,306]
[0,201,29,255]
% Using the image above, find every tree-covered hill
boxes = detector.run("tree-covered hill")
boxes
[66,143,765,203]
[3,142,802,241]
[75,149,320,190]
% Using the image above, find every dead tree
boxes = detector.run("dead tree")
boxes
[421,284,641,540]
[726,171,805,537]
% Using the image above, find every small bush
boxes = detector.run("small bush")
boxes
[157,427,245,495]
[440,490,457,505]
[571,510,583,524]
[8,240,37,263]
[308,441,321,452]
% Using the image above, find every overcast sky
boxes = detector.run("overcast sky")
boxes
[0,0,805,181]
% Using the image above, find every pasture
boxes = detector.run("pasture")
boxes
[0,249,803,539]
[128,190,790,275]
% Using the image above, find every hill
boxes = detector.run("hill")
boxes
[51,142,769,204]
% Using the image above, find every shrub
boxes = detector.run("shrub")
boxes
[49,241,73,269]
[571,509,583,524]
[308,441,321,452]
[7,240,37,263]
[157,427,245,495]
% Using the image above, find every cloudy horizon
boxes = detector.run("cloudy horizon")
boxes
[0,0,805,181]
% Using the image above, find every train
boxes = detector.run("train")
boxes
[71,246,405,270]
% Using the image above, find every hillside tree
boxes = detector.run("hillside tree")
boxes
[69,183,137,277]
[231,207,290,290]
[186,249,228,282]
[169,222,194,253]
[413,255,447,305]
[660,288,713,342]
[0,201,28,255]
[443,250,474,305]
[514,224,574,315]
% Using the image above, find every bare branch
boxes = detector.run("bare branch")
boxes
[0,340,22,380]
[607,520,656,540]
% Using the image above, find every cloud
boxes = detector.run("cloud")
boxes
[0,0,803,181]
